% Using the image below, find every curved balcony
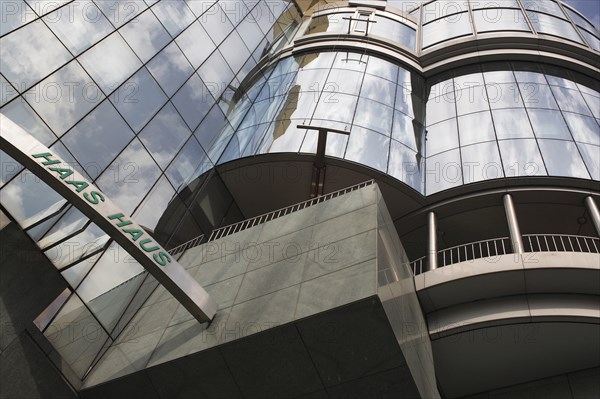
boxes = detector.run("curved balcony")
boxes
[411,234,600,275]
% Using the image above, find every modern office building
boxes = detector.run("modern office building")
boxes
[0,0,599,398]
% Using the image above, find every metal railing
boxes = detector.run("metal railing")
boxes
[207,180,375,242]
[523,234,599,253]
[410,234,600,275]
[168,234,206,256]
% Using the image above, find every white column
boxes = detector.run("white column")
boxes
[585,196,600,237]
[503,194,524,254]
[428,211,438,271]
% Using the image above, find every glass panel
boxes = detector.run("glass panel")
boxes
[259,119,306,154]
[461,142,504,184]
[94,0,147,28]
[565,8,599,35]
[219,30,251,74]
[522,0,563,16]
[44,294,110,378]
[1,74,18,105]
[473,9,529,32]
[1,100,56,145]
[0,171,65,225]
[528,109,571,140]
[426,118,459,156]
[423,1,469,23]
[197,50,234,99]
[139,103,192,169]
[312,93,357,126]
[422,13,472,48]
[492,108,534,139]
[577,143,600,180]
[76,242,146,333]
[152,0,195,36]
[498,139,546,177]
[456,86,490,115]
[388,140,423,192]
[24,60,104,137]
[332,52,368,72]
[194,104,228,149]
[519,83,559,109]
[354,98,393,134]
[301,125,349,158]
[110,67,167,132]
[1,0,36,36]
[562,113,600,145]
[165,138,212,191]
[306,13,351,34]
[95,139,161,214]
[147,42,194,97]
[392,111,423,151]
[0,150,22,187]
[171,74,214,130]
[119,8,171,63]
[236,12,266,51]
[426,95,456,125]
[360,74,396,106]
[24,0,69,15]
[79,33,142,95]
[425,149,463,194]
[294,68,329,93]
[365,56,398,82]
[132,175,176,235]
[538,139,590,178]
[458,111,496,145]
[527,11,582,43]
[45,1,113,55]
[0,19,71,91]
[486,82,523,109]
[200,2,234,45]
[551,86,592,115]
[370,16,416,49]
[176,21,216,69]
[345,127,390,172]
[37,207,87,249]
[46,224,108,270]
[580,29,600,51]
[581,92,600,119]
[61,100,135,179]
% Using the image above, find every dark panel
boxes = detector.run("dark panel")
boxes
[219,323,324,399]
[0,221,69,351]
[146,348,242,399]
[296,298,407,387]
[80,370,159,399]
[0,333,76,399]
[326,365,421,399]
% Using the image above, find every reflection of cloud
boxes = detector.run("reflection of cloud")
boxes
[0,20,70,89]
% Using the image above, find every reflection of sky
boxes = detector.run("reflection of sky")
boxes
[564,0,600,26]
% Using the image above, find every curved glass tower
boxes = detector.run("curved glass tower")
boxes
[1,0,598,397]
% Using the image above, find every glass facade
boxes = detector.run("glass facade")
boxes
[0,0,301,378]
[0,0,598,382]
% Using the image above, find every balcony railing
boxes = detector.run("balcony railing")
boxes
[168,180,376,256]
[410,234,600,275]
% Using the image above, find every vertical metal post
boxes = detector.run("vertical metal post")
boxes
[585,196,600,237]
[503,194,524,254]
[428,211,438,271]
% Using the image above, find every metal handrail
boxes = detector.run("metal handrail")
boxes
[207,180,375,242]
[410,234,600,275]
[523,234,599,253]
[168,234,206,256]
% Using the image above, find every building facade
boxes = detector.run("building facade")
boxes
[0,0,599,398]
